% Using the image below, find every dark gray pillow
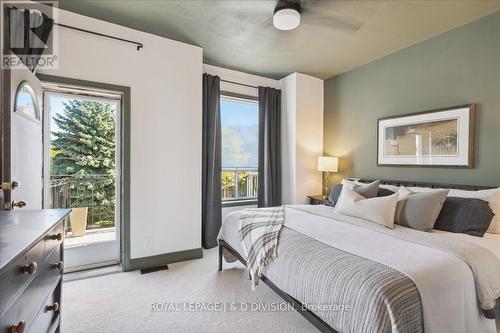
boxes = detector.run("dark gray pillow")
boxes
[395,189,449,231]
[327,181,380,207]
[434,197,494,237]
[378,188,395,197]
[352,180,380,199]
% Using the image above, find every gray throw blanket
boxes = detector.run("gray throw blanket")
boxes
[238,206,285,288]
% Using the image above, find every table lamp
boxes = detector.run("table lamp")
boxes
[317,156,339,199]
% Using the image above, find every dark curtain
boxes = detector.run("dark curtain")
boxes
[258,87,282,207]
[202,74,222,249]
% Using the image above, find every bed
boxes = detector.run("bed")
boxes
[217,180,500,333]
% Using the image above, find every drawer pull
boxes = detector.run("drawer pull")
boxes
[21,262,37,274]
[47,233,63,241]
[51,261,64,271]
[9,320,25,333]
[47,302,60,312]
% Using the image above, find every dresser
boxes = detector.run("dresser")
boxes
[0,209,70,333]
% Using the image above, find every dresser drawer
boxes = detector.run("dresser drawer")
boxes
[0,246,62,333]
[30,283,61,333]
[42,221,64,263]
[0,241,44,314]
[0,221,63,314]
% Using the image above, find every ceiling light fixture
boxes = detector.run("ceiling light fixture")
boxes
[273,1,301,31]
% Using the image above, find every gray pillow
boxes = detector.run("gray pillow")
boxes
[434,197,494,237]
[395,189,449,231]
[345,180,380,199]
[327,180,380,206]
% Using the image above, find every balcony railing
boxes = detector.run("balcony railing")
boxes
[221,167,258,202]
[50,174,116,234]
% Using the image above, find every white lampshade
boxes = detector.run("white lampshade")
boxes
[317,156,339,172]
[273,8,301,31]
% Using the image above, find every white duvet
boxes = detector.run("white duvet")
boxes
[284,205,499,333]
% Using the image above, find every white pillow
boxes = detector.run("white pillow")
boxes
[335,188,399,229]
[380,184,401,192]
[379,184,432,193]
[396,186,413,201]
[448,188,500,234]
[404,186,434,193]
[342,178,379,188]
[341,178,362,189]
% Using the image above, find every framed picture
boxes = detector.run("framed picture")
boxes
[377,105,475,168]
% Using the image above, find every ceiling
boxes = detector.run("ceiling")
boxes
[58,0,500,80]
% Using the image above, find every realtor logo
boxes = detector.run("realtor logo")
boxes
[1,0,59,70]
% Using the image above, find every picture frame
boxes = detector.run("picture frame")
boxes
[377,104,475,168]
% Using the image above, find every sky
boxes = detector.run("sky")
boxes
[220,98,258,168]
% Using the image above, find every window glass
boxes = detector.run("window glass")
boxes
[15,82,39,121]
[220,96,258,201]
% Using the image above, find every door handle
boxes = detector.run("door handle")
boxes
[12,201,27,208]
[1,181,20,191]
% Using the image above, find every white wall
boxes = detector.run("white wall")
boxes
[203,64,279,98]
[280,75,297,205]
[39,8,202,259]
[280,73,324,204]
[295,74,324,203]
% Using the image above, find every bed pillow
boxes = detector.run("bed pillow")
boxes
[327,184,343,207]
[335,188,399,228]
[434,197,494,237]
[341,179,380,198]
[328,180,381,206]
[379,184,401,193]
[447,188,500,234]
[378,187,395,197]
[395,189,449,231]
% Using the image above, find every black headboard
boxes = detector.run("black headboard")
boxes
[358,179,495,191]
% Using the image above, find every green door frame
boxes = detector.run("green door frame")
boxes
[36,74,132,271]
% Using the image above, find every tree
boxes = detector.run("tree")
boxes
[52,100,116,226]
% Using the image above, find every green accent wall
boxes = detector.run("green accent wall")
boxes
[323,12,500,187]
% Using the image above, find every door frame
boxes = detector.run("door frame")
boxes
[0,66,12,206]
[37,74,132,271]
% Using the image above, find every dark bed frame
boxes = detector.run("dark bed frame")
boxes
[217,179,498,333]
[358,179,496,191]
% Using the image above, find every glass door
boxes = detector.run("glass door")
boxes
[44,87,122,272]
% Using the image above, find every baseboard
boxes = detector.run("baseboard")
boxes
[125,248,203,271]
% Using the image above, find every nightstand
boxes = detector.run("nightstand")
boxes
[307,195,328,205]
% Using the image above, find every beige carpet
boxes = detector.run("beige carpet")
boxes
[62,248,319,333]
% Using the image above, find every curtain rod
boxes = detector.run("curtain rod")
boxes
[55,22,143,50]
[220,79,259,89]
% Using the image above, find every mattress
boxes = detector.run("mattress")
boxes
[218,206,499,333]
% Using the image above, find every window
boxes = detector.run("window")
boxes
[221,95,258,203]
[15,82,40,121]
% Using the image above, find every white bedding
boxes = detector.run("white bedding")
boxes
[433,230,500,260]
[284,205,498,333]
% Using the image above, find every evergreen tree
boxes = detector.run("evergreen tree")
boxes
[52,100,116,226]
